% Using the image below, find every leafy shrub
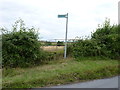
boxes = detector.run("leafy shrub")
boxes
[73,39,101,58]
[67,43,74,57]
[73,19,120,59]
[2,19,43,68]
[91,19,120,59]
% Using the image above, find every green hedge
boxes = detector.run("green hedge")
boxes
[72,19,120,59]
[2,19,43,68]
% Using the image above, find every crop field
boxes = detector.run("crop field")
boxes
[41,46,64,52]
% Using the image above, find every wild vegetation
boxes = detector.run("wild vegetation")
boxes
[1,19,66,68]
[57,41,64,46]
[71,19,120,60]
[43,41,52,46]
[2,58,119,88]
[2,19,52,68]
[1,18,120,88]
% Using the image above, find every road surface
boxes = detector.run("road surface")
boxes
[50,76,119,88]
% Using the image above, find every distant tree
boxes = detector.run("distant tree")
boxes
[57,41,64,46]
[45,41,52,46]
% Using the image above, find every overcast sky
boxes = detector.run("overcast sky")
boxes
[0,0,119,41]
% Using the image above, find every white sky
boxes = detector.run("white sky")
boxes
[0,0,119,41]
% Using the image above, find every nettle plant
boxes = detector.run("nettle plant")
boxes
[2,19,43,68]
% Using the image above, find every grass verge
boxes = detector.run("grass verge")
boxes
[2,57,119,88]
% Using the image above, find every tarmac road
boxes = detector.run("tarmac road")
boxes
[50,76,119,88]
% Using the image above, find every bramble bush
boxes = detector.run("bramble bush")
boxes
[73,39,101,58]
[2,19,45,68]
[71,19,120,60]
[91,19,120,59]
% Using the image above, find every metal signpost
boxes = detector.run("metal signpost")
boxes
[118,1,120,25]
[58,13,68,59]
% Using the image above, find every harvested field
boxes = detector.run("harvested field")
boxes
[41,46,64,52]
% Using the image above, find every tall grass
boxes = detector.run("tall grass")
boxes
[2,58,119,88]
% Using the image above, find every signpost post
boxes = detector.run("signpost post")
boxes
[118,1,120,25]
[58,13,68,59]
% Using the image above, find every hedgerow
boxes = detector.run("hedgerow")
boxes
[72,19,120,59]
[91,19,120,59]
[2,19,44,68]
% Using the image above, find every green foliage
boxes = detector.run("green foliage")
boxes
[73,39,101,58]
[73,19,120,59]
[67,44,74,57]
[2,19,43,68]
[44,41,52,46]
[75,56,111,61]
[91,19,120,59]
[57,41,64,46]
[3,59,119,88]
